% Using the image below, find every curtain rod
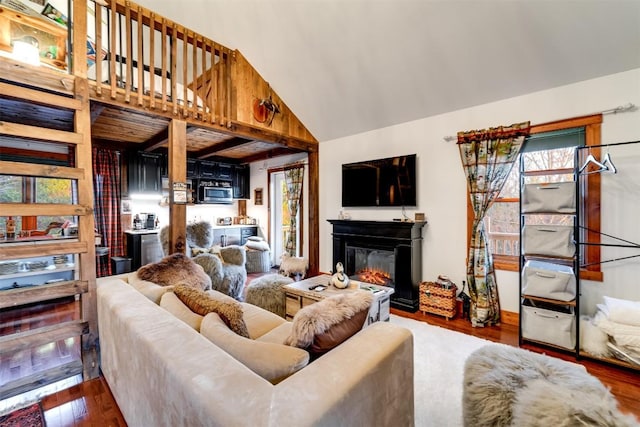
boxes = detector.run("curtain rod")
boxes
[442,102,637,142]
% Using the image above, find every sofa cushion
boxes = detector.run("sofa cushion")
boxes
[137,253,212,291]
[160,292,204,330]
[127,272,172,304]
[200,313,309,384]
[285,291,373,357]
[241,302,287,339]
[256,322,293,345]
[174,284,249,337]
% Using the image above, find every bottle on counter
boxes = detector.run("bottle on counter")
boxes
[133,214,141,230]
[6,216,16,239]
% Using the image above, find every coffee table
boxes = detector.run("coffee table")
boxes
[283,274,394,325]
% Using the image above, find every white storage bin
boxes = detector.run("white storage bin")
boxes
[522,260,576,301]
[522,305,575,349]
[522,225,575,258]
[521,182,576,214]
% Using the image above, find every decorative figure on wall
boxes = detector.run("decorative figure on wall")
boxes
[331,262,350,289]
[252,95,280,126]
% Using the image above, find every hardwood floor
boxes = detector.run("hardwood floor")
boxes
[2,287,638,425]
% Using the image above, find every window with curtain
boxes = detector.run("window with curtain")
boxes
[479,116,603,280]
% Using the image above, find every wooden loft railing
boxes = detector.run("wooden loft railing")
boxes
[88,0,233,127]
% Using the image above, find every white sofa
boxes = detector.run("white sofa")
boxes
[96,273,414,427]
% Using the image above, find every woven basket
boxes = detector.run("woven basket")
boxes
[420,281,458,320]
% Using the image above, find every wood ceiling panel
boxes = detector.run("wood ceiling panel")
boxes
[187,129,233,151]
[91,107,170,143]
[215,141,283,158]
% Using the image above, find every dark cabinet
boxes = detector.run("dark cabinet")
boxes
[128,151,162,194]
[232,164,250,199]
[240,226,257,245]
[216,163,233,181]
[187,158,198,179]
[198,160,217,178]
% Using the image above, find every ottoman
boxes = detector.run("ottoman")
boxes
[246,248,272,273]
[245,274,294,318]
[462,345,636,426]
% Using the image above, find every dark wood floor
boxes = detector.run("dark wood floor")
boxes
[2,282,638,425]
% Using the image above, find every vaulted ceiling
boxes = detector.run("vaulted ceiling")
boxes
[135,0,640,142]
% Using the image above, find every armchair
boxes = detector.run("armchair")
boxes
[159,222,247,300]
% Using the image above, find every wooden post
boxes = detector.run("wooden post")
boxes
[168,119,187,254]
[308,149,319,276]
[72,0,99,380]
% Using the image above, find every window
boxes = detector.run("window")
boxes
[471,115,603,280]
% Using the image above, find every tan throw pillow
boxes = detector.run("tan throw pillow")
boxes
[190,247,210,257]
[127,272,172,304]
[285,291,373,358]
[137,253,212,291]
[173,284,249,337]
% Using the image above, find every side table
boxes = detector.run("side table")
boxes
[283,274,394,326]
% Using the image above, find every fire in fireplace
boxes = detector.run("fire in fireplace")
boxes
[346,245,395,287]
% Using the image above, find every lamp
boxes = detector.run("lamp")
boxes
[12,40,40,66]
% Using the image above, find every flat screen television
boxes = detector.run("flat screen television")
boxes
[342,154,417,207]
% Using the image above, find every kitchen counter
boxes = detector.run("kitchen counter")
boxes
[125,229,160,234]
[211,224,257,229]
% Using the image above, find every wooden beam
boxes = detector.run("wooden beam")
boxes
[0,82,81,110]
[0,280,89,310]
[90,103,105,124]
[0,241,89,261]
[0,161,85,180]
[0,203,92,217]
[0,58,75,96]
[0,360,83,400]
[308,150,320,276]
[0,121,83,145]
[168,119,187,254]
[239,147,297,164]
[139,127,169,151]
[194,137,250,159]
[0,320,89,355]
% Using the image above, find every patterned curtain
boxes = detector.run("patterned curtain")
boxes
[284,165,304,256]
[93,147,124,277]
[457,122,530,327]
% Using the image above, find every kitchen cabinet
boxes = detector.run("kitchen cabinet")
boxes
[240,226,257,245]
[232,164,250,199]
[212,226,257,247]
[187,158,198,179]
[128,151,163,194]
[216,162,233,181]
[198,160,216,178]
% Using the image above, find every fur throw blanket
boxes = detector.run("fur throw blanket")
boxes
[285,291,373,348]
[137,253,212,291]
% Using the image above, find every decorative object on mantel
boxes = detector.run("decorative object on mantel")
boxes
[331,262,350,289]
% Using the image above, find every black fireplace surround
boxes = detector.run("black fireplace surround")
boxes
[328,219,426,312]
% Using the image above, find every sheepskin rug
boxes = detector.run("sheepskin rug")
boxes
[285,291,373,348]
[136,253,211,291]
[463,345,638,427]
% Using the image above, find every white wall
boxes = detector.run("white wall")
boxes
[319,68,640,315]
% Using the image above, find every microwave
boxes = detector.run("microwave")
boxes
[195,179,233,204]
